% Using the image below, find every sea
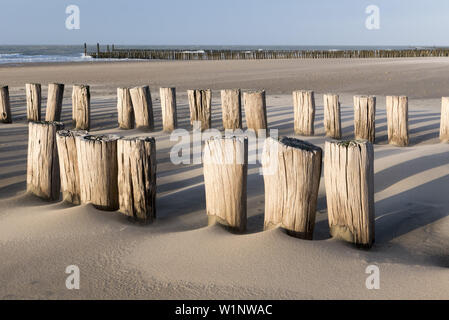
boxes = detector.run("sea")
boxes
[0,45,435,65]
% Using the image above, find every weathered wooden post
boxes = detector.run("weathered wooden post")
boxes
[0,85,12,123]
[243,90,267,135]
[117,87,134,129]
[129,85,154,131]
[324,140,375,247]
[117,137,156,223]
[26,83,41,121]
[323,93,341,139]
[221,89,242,130]
[353,95,376,143]
[187,89,211,130]
[293,90,315,135]
[160,87,177,132]
[72,84,91,130]
[440,97,449,142]
[386,96,409,146]
[45,83,65,121]
[56,130,87,204]
[76,134,120,210]
[203,136,248,232]
[262,137,322,239]
[27,121,64,200]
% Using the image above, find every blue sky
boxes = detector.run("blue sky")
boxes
[1,0,449,45]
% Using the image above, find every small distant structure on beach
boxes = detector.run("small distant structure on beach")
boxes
[85,43,449,60]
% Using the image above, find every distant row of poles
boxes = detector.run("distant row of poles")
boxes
[85,43,449,60]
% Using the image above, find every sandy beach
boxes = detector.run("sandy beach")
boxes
[1,58,449,299]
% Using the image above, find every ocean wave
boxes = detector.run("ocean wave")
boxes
[181,50,205,54]
[0,52,136,64]
[0,53,24,57]
[0,52,94,64]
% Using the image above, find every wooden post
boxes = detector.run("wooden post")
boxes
[117,87,135,129]
[45,83,65,121]
[221,89,242,130]
[0,85,12,123]
[203,136,248,232]
[187,89,211,130]
[324,140,375,247]
[27,121,64,200]
[353,95,376,143]
[56,130,87,204]
[84,43,87,56]
[76,134,120,210]
[440,97,449,142]
[117,137,156,223]
[323,93,341,139]
[243,90,267,135]
[262,137,322,240]
[97,43,100,56]
[26,83,41,121]
[160,87,177,132]
[129,86,154,131]
[293,90,315,135]
[386,96,409,146]
[72,84,91,130]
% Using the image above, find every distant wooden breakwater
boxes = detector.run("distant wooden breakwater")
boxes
[4,82,449,249]
[86,43,449,60]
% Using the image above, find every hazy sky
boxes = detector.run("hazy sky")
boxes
[1,0,449,46]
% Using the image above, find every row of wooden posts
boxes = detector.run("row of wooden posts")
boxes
[88,44,449,60]
[27,124,157,223]
[206,136,373,247]
[3,83,449,145]
[4,83,449,248]
[25,119,374,247]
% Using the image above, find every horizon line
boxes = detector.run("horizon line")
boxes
[2,43,449,48]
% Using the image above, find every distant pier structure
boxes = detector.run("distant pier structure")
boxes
[86,43,449,60]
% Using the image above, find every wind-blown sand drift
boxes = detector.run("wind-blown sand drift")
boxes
[0,58,448,299]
